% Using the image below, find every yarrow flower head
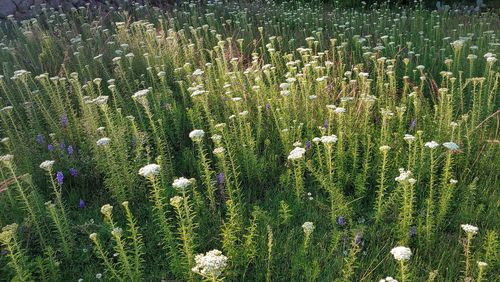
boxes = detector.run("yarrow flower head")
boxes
[379,277,398,282]
[189,129,205,142]
[390,246,412,261]
[172,177,193,191]
[302,221,315,236]
[96,137,111,146]
[461,224,478,235]
[320,135,338,144]
[442,141,459,151]
[403,134,416,143]
[0,154,13,165]
[100,204,113,217]
[287,147,306,160]
[40,160,55,171]
[192,249,228,279]
[138,164,161,178]
[425,141,440,149]
[395,168,415,185]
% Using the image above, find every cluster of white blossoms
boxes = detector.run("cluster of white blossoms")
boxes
[100,204,113,217]
[287,147,306,160]
[379,145,391,152]
[138,164,161,178]
[0,154,13,164]
[379,277,398,282]
[424,141,440,149]
[131,89,150,100]
[395,168,416,185]
[442,141,459,150]
[172,177,193,190]
[390,246,412,261]
[403,134,416,143]
[302,221,315,236]
[39,160,55,171]
[189,129,205,142]
[191,249,228,279]
[461,224,479,235]
[96,137,111,146]
[320,135,338,144]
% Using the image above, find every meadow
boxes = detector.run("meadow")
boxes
[0,1,498,281]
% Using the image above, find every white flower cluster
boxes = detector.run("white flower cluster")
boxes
[138,164,161,178]
[191,249,228,279]
[390,246,412,261]
[189,129,205,142]
[395,168,416,185]
[379,277,398,282]
[442,141,459,150]
[172,177,193,190]
[461,224,478,235]
[287,147,306,160]
[302,221,315,236]
[40,160,55,171]
[96,137,111,146]
[0,154,13,164]
[320,135,338,144]
[424,141,440,149]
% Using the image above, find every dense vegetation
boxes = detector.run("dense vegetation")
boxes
[0,1,498,281]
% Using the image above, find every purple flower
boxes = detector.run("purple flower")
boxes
[60,142,66,150]
[410,226,417,237]
[56,171,64,186]
[324,119,329,129]
[36,134,45,144]
[69,168,78,176]
[305,140,311,152]
[48,144,54,151]
[67,145,74,156]
[265,103,270,111]
[61,113,68,128]
[337,216,346,226]
[409,119,417,131]
[79,199,86,209]
[217,172,225,188]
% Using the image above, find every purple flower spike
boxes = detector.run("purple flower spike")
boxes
[305,140,311,152]
[36,134,45,144]
[48,144,54,151]
[324,119,329,129]
[67,145,74,156]
[56,171,64,186]
[217,172,225,187]
[60,142,66,150]
[265,103,270,111]
[409,119,417,131]
[410,226,417,237]
[69,168,78,176]
[79,199,86,209]
[61,113,68,128]
[337,216,346,226]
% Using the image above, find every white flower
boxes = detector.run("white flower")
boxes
[287,147,306,160]
[95,273,102,279]
[172,177,192,190]
[312,137,321,143]
[111,227,123,237]
[192,69,204,76]
[461,224,478,235]
[0,154,13,164]
[189,129,205,142]
[40,160,55,171]
[403,134,416,143]
[320,135,338,144]
[96,137,111,146]
[302,221,315,235]
[379,145,391,152]
[379,277,398,282]
[192,249,228,279]
[132,89,150,100]
[334,107,346,114]
[170,196,183,207]
[395,168,413,184]
[443,142,459,150]
[477,261,487,267]
[213,147,225,155]
[390,246,412,261]
[138,164,161,178]
[424,141,439,149]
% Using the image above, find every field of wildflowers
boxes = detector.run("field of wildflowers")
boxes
[0,1,498,281]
